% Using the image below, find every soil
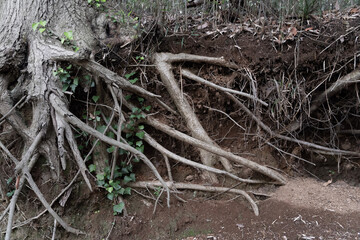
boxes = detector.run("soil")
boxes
[2,9,360,240]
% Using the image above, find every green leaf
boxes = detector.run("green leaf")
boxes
[73,77,79,85]
[129,78,138,84]
[64,31,73,40]
[89,164,96,173]
[6,190,15,198]
[113,202,125,215]
[112,182,121,191]
[132,157,140,163]
[96,174,105,181]
[123,175,132,183]
[129,173,135,182]
[119,188,125,195]
[119,149,127,155]
[125,94,132,100]
[6,178,13,185]
[135,131,144,139]
[107,131,115,139]
[39,20,47,27]
[73,46,80,52]
[144,105,151,111]
[114,171,122,178]
[39,28,46,33]
[138,125,144,130]
[137,97,144,103]
[121,167,129,174]
[70,84,77,92]
[107,192,114,201]
[62,84,69,92]
[107,146,115,153]
[124,187,131,195]
[32,22,39,31]
[61,38,65,44]
[136,145,144,153]
[106,187,114,193]
[124,72,136,79]
[136,140,143,147]
[97,180,105,186]
[92,95,100,103]
[96,125,106,134]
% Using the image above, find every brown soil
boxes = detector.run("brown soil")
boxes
[2,11,360,240]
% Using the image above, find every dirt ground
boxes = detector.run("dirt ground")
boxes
[111,177,360,240]
[1,9,360,240]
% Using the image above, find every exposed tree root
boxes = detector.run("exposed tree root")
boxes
[49,93,171,207]
[127,181,259,216]
[284,69,360,133]
[145,117,287,184]
[144,133,268,184]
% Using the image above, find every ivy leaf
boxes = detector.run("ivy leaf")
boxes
[62,84,69,92]
[124,187,131,195]
[123,175,132,183]
[107,192,114,201]
[119,188,125,195]
[136,145,144,153]
[129,78,138,84]
[70,84,77,92]
[92,95,100,103]
[39,28,46,33]
[107,131,115,139]
[6,178,13,185]
[138,125,144,130]
[144,105,151,111]
[136,140,143,147]
[129,173,136,182]
[96,125,106,134]
[121,167,129,174]
[32,22,39,31]
[114,171,122,178]
[106,187,114,193]
[113,202,125,215]
[88,164,96,173]
[124,72,136,79]
[112,181,121,190]
[107,146,115,153]
[64,31,73,40]
[135,131,144,139]
[6,190,15,198]
[39,20,47,26]
[96,174,105,181]
[124,173,135,183]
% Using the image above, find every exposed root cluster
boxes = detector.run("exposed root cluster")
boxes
[1,5,360,238]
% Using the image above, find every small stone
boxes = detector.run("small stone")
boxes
[185,175,194,181]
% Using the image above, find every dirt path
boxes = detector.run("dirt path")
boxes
[112,178,360,240]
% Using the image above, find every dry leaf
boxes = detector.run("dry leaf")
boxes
[289,27,297,36]
[323,179,332,187]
